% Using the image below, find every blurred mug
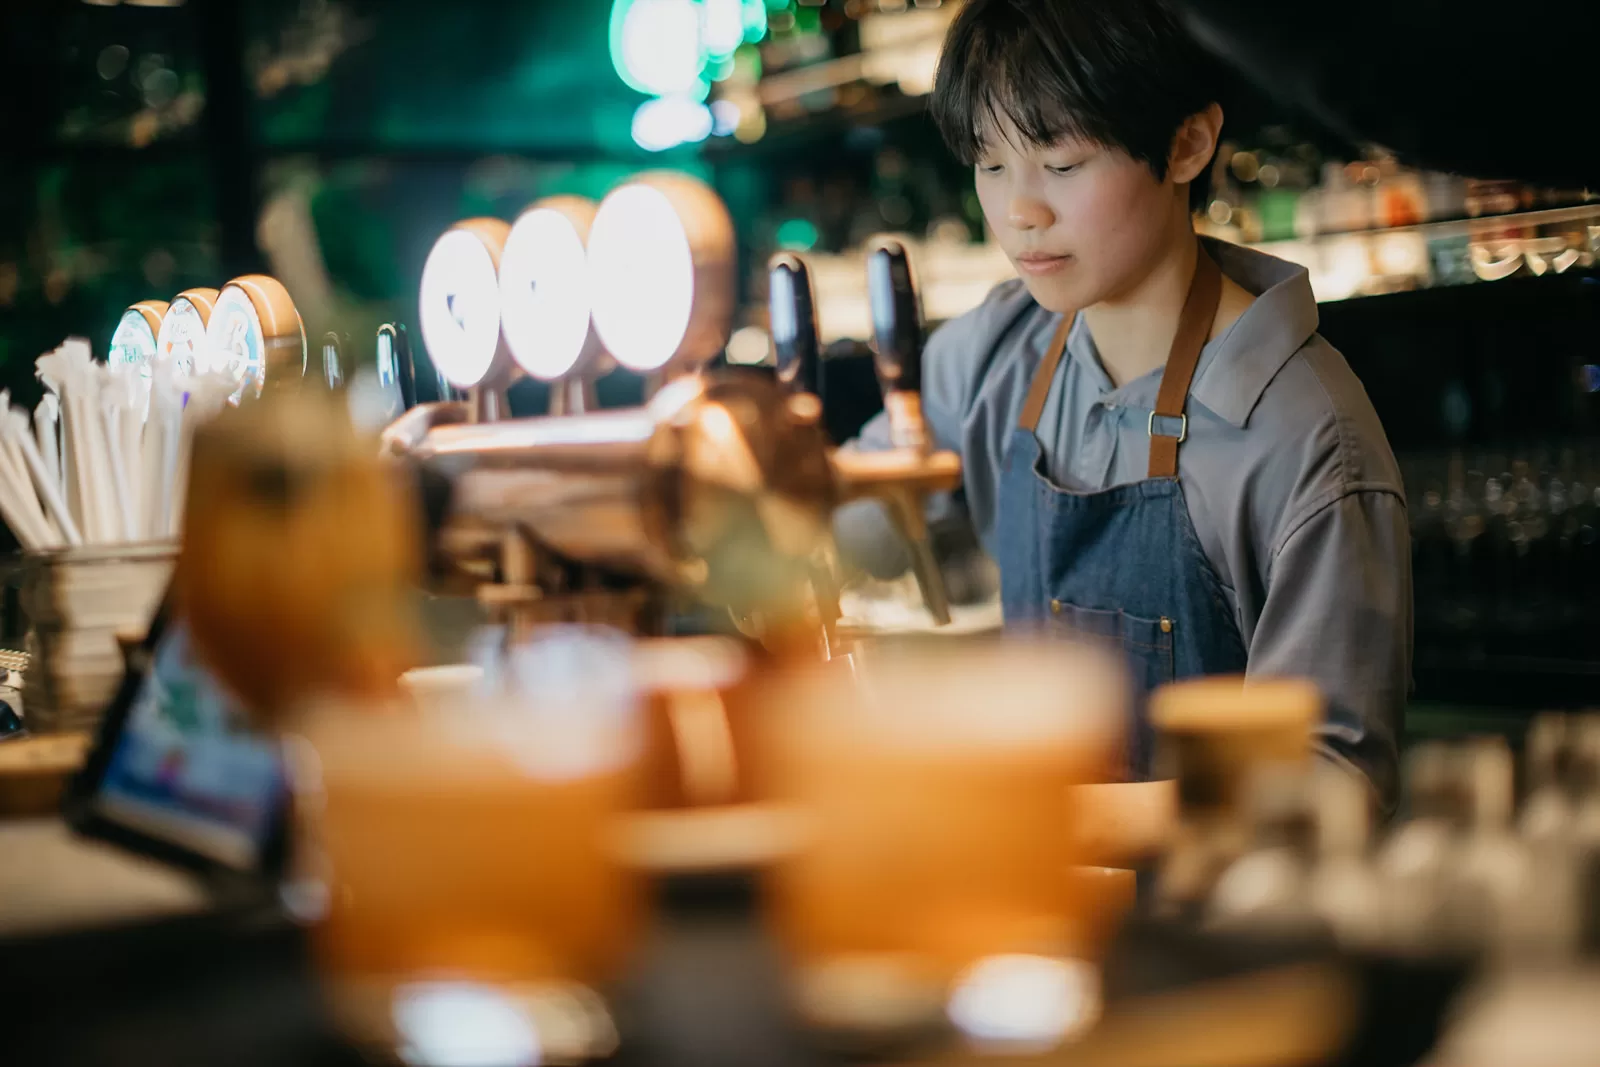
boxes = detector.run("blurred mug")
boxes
[757,640,1125,1040]
[284,628,645,1061]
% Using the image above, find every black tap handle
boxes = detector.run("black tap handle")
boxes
[767,252,823,398]
[378,323,418,410]
[865,237,924,397]
[321,332,345,390]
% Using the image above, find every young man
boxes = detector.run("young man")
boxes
[837,0,1408,813]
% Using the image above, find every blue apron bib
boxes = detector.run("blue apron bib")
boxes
[996,250,1247,779]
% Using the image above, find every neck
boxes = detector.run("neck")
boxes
[1081,220,1200,389]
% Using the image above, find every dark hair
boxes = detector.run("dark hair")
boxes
[930,0,1222,212]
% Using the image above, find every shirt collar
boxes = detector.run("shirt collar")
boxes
[1187,237,1320,428]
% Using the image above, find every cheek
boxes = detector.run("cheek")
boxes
[1054,170,1157,244]
[1056,168,1172,273]
[975,179,1009,231]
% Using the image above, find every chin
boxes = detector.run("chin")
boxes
[1016,273,1086,316]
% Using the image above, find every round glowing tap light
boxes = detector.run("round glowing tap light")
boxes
[499,198,600,382]
[155,288,219,376]
[110,299,168,376]
[205,275,307,402]
[588,173,735,374]
[418,220,512,389]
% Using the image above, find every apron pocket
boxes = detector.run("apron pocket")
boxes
[1050,602,1172,782]
[1049,601,1176,692]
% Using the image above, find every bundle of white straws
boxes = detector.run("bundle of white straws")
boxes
[0,337,235,553]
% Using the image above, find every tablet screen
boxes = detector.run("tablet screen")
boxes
[92,620,283,870]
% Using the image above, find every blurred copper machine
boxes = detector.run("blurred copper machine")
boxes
[381,175,955,654]
[368,176,961,816]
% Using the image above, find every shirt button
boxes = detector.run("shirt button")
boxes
[1050,599,1063,615]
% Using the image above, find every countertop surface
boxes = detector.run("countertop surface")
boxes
[0,864,1469,1067]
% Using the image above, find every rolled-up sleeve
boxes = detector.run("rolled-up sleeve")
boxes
[1247,489,1410,811]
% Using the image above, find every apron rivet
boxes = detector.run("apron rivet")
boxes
[1160,617,1173,633]
[1050,599,1063,615]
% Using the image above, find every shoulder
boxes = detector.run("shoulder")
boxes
[923,278,1055,413]
[1247,333,1406,546]
[927,278,1044,359]
[1212,274,1256,339]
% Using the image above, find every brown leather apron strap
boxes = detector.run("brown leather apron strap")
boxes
[1017,314,1075,434]
[1147,249,1223,478]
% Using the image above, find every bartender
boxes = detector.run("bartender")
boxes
[838,0,1407,815]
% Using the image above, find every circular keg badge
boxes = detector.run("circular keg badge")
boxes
[418,228,504,389]
[587,183,695,373]
[110,303,163,377]
[205,285,269,399]
[156,295,213,375]
[500,206,593,382]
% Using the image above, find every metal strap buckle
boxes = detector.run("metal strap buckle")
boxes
[1148,411,1188,444]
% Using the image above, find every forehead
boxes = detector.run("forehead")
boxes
[975,108,1093,156]
[965,75,1091,153]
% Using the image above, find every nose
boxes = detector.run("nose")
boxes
[1007,192,1054,232]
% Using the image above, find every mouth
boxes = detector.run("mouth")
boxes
[1014,252,1071,277]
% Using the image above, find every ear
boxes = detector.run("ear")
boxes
[1168,102,1224,187]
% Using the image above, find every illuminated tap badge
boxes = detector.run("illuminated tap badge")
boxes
[588,174,734,375]
[204,276,306,402]
[206,287,268,400]
[500,200,596,382]
[109,300,166,377]
[419,223,508,389]
[155,290,218,376]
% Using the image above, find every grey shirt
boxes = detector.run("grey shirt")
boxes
[837,238,1409,806]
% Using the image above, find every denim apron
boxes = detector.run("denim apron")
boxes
[997,250,1248,779]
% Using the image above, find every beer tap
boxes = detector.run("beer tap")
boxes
[320,332,346,391]
[418,218,519,424]
[588,172,736,397]
[205,275,308,400]
[384,176,961,644]
[769,252,842,654]
[377,320,465,411]
[852,237,952,625]
[156,288,219,376]
[769,253,824,409]
[377,324,417,411]
[110,299,168,376]
[500,196,608,417]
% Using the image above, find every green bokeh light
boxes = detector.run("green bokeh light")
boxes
[775,218,819,251]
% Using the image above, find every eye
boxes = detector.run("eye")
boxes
[977,163,1004,176]
[1046,163,1081,176]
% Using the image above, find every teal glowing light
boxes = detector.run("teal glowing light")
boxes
[703,0,745,58]
[632,96,715,152]
[610,0,708,97]
[741,0,769,42]
[775,218,819,251]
